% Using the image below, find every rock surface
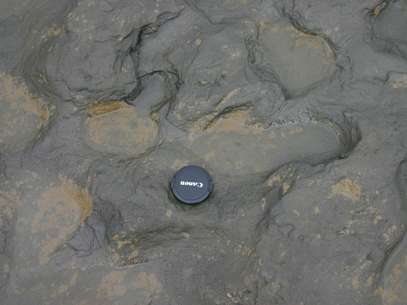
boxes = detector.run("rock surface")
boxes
[0,0,407,304]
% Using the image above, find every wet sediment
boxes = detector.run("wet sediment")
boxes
[0,0,407,304]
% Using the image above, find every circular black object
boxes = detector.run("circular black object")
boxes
[170,165,213,205]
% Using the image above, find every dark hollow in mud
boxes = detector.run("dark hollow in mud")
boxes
[1,0,407,305]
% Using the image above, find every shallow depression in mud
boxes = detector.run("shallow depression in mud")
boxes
[179,109,359,176]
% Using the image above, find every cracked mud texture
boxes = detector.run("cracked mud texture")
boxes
[0,0,407,304]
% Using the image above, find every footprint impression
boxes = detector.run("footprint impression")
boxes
[4,7,361,305]
[73,18,360,305]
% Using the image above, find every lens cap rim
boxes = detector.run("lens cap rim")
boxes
[170,165,213,205]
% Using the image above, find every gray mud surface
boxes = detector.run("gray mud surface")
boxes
[0,0,407,304]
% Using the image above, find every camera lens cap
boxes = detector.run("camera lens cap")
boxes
[170,165,213,205]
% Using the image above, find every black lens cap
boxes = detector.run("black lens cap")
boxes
[170,165,213,205]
